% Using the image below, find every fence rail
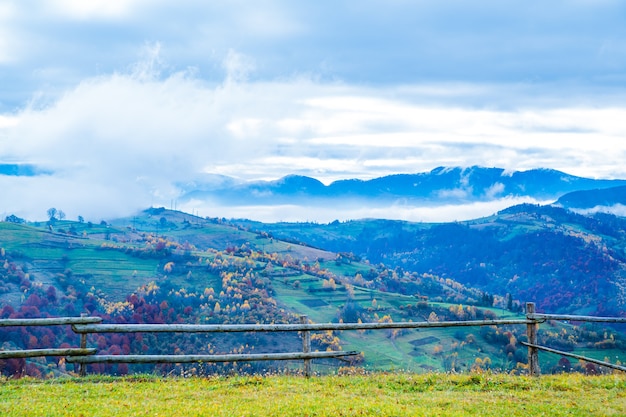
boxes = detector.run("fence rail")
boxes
[521,342,626,373]
[1,302,625,377]
[0,348,96,360]
[71,319,532,334]
[528,313,626,323]
[66,351,359,365]
[0,317,102,327]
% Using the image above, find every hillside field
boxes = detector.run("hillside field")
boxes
[1,373,625,416]
[3,207,626,377]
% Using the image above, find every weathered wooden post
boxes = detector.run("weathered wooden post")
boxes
[300,315,311,377]
[526,302,540,376]
[79,313,88,377]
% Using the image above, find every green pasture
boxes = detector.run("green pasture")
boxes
[165,268,222,292]
[2,373,625,417]
[66,250,158,300]
[169,223,255,247]
[0,223,86,259]
[0,223,48,248]
[319,259,372,277]
[268,269,525,372]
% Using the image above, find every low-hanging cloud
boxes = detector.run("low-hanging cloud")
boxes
[180,197,554,224]
[2,49,626,222]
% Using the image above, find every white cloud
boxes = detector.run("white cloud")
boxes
[181,197,553,224]
[484,183,505,199]
[0,115,18,129]
[3,46,626,221]
[44,0,146,20]
[0,175,146,222]
[572,204,626,218]
[222,49,256,84]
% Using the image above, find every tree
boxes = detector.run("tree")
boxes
[46,286,57,303]
[428,311,440,322]
[78,215,84,223]
[58,210,66,221]
[4,214,24,224]
[506,293,513,311]
[47,208,57,221]
[557,357,572,372]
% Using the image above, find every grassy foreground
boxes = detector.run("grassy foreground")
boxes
[1,373,625,416]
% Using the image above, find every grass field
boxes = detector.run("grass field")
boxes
[1,373,625,416]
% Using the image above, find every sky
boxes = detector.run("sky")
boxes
[2,0,626,222]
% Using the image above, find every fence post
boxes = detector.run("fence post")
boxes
[300,315,311,377]
[79,313,88,377]
[526,302,540,376]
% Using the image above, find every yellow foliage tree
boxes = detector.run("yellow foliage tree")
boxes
[428,311,439,322]
[163,262,175,273]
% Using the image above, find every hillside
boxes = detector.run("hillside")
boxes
[0,209,508,377]
[233,204,626,317]
[2,207,626,378]
[556,185,626,212]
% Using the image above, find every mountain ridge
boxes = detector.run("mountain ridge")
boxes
[556,185,626,211]
[180,166,626,206]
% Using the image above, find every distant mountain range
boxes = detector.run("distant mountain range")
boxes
[556,185,626,211]
[180,166,626,207]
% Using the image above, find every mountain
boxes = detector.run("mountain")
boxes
[555,185,626,213]
[180,166,626,206]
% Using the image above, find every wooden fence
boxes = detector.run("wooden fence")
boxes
[0,316,101,362]
[522,302,626,375]
[1,302,625,377]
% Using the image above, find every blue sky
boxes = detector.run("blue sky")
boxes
[2,0,626,221]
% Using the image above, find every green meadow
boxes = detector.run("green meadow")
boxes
[1,373,625,416]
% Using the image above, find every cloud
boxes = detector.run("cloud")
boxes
[222,49,256,84]
[3,51,626,222]
[180,197,554,224]
[484,183,505,199]
[3,1,626,103]
[572,204,626,218]
[44,0,145,20]
[2,0,626,224]
[0,174,148,222]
